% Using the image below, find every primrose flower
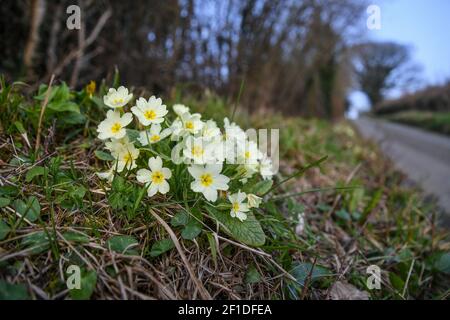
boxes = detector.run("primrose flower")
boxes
[183,136,216,164]
[105,136,134,158]
[136,156,172,197]
[138,124,171,146]
[131,96,168,126]
[173,104,190,117]
[180,112,204,135]
[96,168,115,182]
[202,119,221,141]
[228,191,250,221]
[188,164,230,202]
[223,117,246,142]
[239,140,262,165]
[97,110,133,140]
[116,143,140,172]
[260,155,275,180]
[247,194,262,208]
[103,86,133,109]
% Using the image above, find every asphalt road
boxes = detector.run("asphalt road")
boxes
[354,117,450,224]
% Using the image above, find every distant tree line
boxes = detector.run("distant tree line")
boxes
[4,0,418,119]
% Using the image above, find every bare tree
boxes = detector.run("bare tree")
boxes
[353,41,422,108]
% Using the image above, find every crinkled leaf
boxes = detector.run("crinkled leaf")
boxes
[150,238,174,257]
[206,206,265,247]
[106,235,139,255]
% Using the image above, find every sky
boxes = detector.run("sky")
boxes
[348,0,450,118]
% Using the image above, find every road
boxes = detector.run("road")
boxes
[354,117,450,225]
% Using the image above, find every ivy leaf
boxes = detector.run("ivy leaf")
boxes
[0,220,11,240]
[206,206,265,247]
[433,252,450,274]
[181,220,202,240]
[25,166,46,182]
[245,265,261,284]
[171,212,189,227]
[150,238,174,257]
[70,270,97,300]
[106,235,139,255]
[14,196,41,222]
[290,262,331,286]
[95,150,115,161]
[0,281,29,300]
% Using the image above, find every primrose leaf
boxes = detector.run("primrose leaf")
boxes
[206,206,265,247]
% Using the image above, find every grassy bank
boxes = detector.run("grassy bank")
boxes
[383,111,450,136]
[0,78,449,300]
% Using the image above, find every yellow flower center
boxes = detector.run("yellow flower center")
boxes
[150,135,160,142]
[111,123,122,134]
[200,174,213,187]
[245,151,251,159]
[191,145,204,157]
[151,171,165,184]
[144,109,157,120]
[123,152,132,163]
[185,121,194,130]
[113,98,124,105]
[232,202,240,212]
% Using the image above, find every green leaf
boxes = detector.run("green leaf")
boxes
[433,252,450,274]
[21,231,51,254]
[70,270,97,300]
[14,121,26,134]
[206,206,265,247]
[25,166,46,182]
[0,220,11,240]
[47,101,80,113]
[150,238,174,257]
[181,220,202,240]
[95,150,115,161]
[290,262,331,286]
[245,265,261,284]
[0,186,18,196]
[106,235,139,255]
[126,129,140,143]
[171,212,189,227]
[249,179,273,196]
[62,231,90,244]
[389,272,405,292]
[0,281,29,300]
[0,197,10,208]
[14,196,41,222]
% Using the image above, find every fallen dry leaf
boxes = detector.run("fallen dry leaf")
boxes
[329,281,370,300]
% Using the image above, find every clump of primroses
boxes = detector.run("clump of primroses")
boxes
[96,86,274,222]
